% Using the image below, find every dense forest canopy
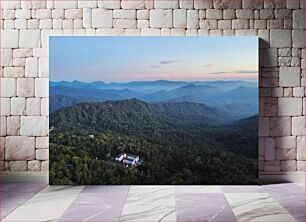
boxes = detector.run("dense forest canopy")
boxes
[50,97,258,185]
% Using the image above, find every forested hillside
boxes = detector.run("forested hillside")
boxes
[50,99,258,185]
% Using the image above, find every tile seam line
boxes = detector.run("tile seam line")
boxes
[118,185,132,222]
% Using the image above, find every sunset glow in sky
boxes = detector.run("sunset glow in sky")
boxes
[50,36,258,82]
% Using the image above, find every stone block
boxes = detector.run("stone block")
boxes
[274,9,292,19]
[218,20,232,29]
[124,0,145,9]
[15,18,28,29]
[9,161,27,171]
[291,57,300,67]
[19,30,41,48]
[236,9,254,19]
[140,28,161,36]
[137,10,149,19]
[297,161,305,171]
[26,98,41,116]
[28,160,41,171]
[1,98,10,116]
[186,29,198,36]
[284,87,293,97]
[36,149,48,160]
[25,57,38,78]
[35,9,51,19]
[276,149,297,160]
[83,8,92,28]
[2,9,16,19]
[154,0,178,9]
[1,49,12,67]
[275,136,297,149]
[1,30,19,48]
[114,19,137,28]
[3,67,24,78]
[12,58,25,67]
[293,87,304,97]
[270,117,291,136]
[21,1,46,9]
[41,160,49,171]
[1,78,16,98]
[11,98,26,115]
[242,0,263,9]
[232,19,249,29]
[150,9,172,28]
[41,98,49,116]
[206,9,222,19]
[297,136,305,160]
[137,20,149,28]
[38,58,49,77]
[20,116,48,136]
[78,0,97,8]
[278,57,291,67]
[173,9,187,28]
[293,9,305,29]
[270,29,291,48]
[213,0,241,9]
[265,137,275,160]
[179,0,193,9]
[292,30,305,48]
[54,0,77,9]
[17,78,34,97]
[35,78,49,97]
[279,67,300,87]
[281,160,297,171]
[292,116,305,136]
[36,137,48,149]
[63,19,74,29]
[210,29,223,36]
[13,49,33,58]
[52,9,65,19]
[15,9,31,19]
[1,117,6,137]
[5,136,35,160]
[278,49,291,57]
[161,28,171,36]
[259,117,269,136]
[287,0,300,9]
[92,9,113,28]
[278,98,303,116]
[98,0,120,9]
[223,9,235,19]
[114,9,136,19]
[187,10,199,29]
[194,0,213,9]
[65,9,82,19]
[7,116,20,136]
[1,1,20,9]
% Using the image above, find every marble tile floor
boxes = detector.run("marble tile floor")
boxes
[1,183,304,222]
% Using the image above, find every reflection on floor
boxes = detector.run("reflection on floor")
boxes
[1,183,305,221]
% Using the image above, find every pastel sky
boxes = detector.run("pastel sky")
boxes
[50,36,258,82]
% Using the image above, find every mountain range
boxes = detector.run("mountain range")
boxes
[50,80,258,119]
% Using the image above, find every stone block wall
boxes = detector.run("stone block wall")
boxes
[0,0,305,173]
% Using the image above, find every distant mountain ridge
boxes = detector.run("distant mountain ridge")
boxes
[50,80,258,117]
[50,79,258,92]
[50,99,257,136]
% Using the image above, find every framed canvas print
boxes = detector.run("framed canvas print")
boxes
[49,36,258,185]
